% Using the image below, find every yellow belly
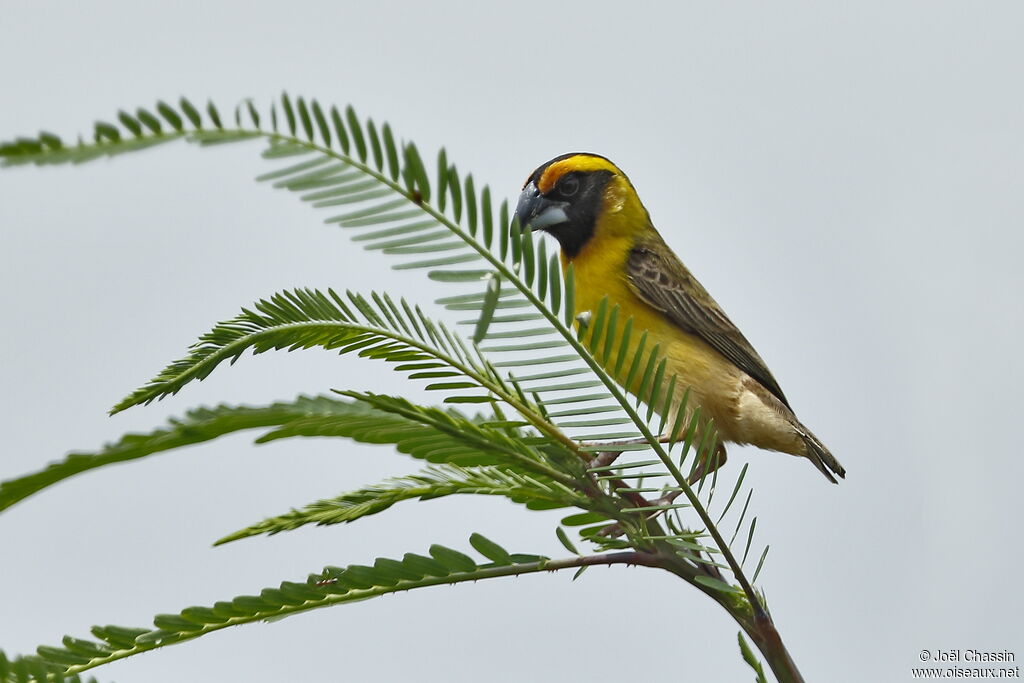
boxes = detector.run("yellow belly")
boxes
[564,244,745,443]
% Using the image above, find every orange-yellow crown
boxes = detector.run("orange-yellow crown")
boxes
[527,153,623,194]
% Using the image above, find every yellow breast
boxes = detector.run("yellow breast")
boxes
[561,231,743,438]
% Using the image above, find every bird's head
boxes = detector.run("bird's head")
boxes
[515,153,649,259]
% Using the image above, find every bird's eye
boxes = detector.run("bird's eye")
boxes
[557,175,580,197]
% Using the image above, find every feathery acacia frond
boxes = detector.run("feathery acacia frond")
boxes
[0,537,654,683]
[0,396,355,512]
[3,97,667,442]
[4,95,766,587]
[109,287,495,413]
[0,96,790,680]
[1,394,575,514]
[326,391,582,477]
[0,652,103,683]
[216,464,584,545]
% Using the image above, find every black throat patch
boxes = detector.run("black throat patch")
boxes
[542,169,614,259]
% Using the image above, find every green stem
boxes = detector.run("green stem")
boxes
[651,551,805,683]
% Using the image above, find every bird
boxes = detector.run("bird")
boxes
[514,152,845,483]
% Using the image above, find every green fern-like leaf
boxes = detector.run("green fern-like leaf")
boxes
[0,396,360,512]
[1,392,583,516]
[216,464,583,544]
[8,538,591,682]
[0,649,105,683]
[2,96,769,614]
[110,288,503,414]
[738,632,769,683]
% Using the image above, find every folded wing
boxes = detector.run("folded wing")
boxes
[627,245,790,409]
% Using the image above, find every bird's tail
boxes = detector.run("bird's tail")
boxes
[793,422,845,484]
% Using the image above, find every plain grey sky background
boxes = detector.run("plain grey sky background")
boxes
[2,2,1022,681]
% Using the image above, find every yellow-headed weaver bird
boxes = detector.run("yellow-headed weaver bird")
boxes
[515,153,845,483]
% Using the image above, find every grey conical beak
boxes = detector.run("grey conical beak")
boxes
[514,181,570,232]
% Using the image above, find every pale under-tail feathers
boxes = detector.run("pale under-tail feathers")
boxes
[792,423,845,484]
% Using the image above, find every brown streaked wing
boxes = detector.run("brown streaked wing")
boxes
[626,244,790,408]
